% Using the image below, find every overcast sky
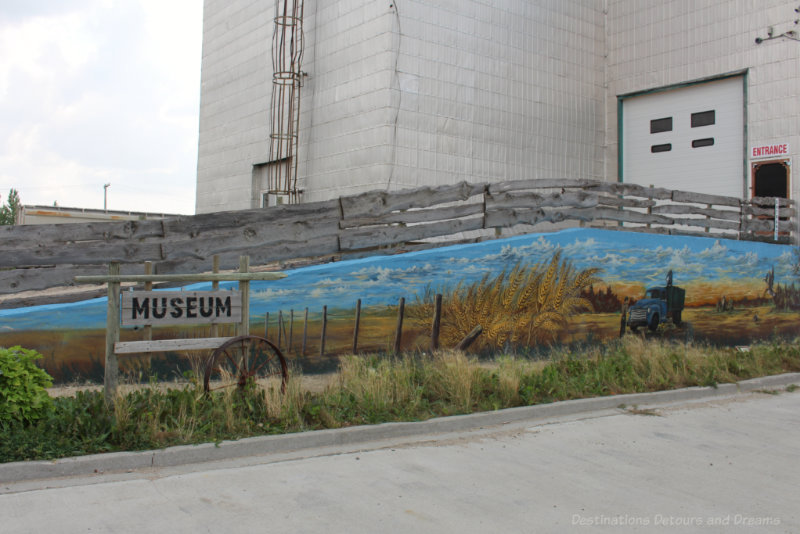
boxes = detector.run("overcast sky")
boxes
[0,1,202,215]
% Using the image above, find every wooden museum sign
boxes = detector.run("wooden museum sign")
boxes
[121,290,241,326]
[75,255,285,402]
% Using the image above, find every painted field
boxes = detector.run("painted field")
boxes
[1,228,798,383]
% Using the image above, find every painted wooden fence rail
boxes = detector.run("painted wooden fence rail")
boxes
[0,179,795,300]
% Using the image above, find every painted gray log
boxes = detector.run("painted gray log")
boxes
[615,226,672,236]
[0,288,107,309]
[737,233,794,244]
[572,207,674,225]
[740,218,795,233]
[0,203,338,256]
[749,196,794,208]
[160,200,339,237]
[340,181,486,219]
[163,215,340,260]
[666,217,741,231]
[0,263,144,294]
[77,273,285,284]
[337,236,486,262]
[490,178,597,192]
[339,216,485,251]
[483,207,577,228]
[669,228,741,240]
[624,226,740,240]
[0,232,339,286]
[650,204,741,221]
[154,234,340,274]
[596,196,656,209]
[488,178,675,200]
[585,182,674,200]
[671,189,741,207]
[485,190,599,210]
[339,202,483,229]
[0,218,166,249]
[0,241,165,268]
[742,205,797,217]
[485,206,675,228]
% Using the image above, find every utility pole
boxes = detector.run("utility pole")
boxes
[103,183,110,212]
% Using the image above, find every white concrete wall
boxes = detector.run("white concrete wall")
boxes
[196,0,606,212]
[297,0,397,201]
[197,0,799,214]
[605,0,800,200]
[377,0,606,193]
[197,0,398,212]
[196,0,272,213]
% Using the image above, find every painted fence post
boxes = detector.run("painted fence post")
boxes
[431,293,442,351]
[393,297,405,354]
[281,312,288,348]
[288,309,294,352]
[277,310,283,347]
[302,307,308,356]
[320,305,327,357]
[352,298,361,354]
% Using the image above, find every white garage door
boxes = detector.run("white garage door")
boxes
[621,76,745,198]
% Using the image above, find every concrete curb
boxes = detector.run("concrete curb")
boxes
[3,372,798,483]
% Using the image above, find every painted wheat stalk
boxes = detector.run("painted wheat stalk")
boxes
[409,251,600,351]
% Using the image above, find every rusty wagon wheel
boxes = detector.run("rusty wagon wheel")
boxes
[203,335,288,393]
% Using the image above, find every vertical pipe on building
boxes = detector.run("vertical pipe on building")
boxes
[268,0,304,202]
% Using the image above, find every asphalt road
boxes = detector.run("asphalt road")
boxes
[2,386,799,533]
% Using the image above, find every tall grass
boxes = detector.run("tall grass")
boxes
[2,338,799,463]
[425,351,485,412]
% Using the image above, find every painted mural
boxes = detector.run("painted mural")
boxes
[1,228,798,383]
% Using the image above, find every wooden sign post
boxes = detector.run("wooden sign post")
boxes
[105,263,121,400]
[75,256,285,403]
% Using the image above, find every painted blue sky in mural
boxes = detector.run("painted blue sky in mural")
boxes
[0,228,795,332]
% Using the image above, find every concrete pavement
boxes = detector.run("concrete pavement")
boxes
[1,375,799,533]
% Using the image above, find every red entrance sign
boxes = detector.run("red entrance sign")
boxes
[751,143,789,159]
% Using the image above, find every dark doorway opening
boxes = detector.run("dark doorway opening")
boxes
[752,160,789,198]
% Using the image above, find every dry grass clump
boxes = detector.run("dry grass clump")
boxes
[260,369,305,425]
[335,354,424,417]
[493,355,547,406]
[620,336,782,390]
[425,351,485,412]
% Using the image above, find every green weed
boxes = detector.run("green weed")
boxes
[1,338,799,463]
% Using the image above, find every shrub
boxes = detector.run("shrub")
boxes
[0,346,54,425]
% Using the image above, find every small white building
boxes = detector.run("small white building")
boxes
[196,0,798,214]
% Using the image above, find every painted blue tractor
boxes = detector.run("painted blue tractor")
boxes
[627,270,685,332]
